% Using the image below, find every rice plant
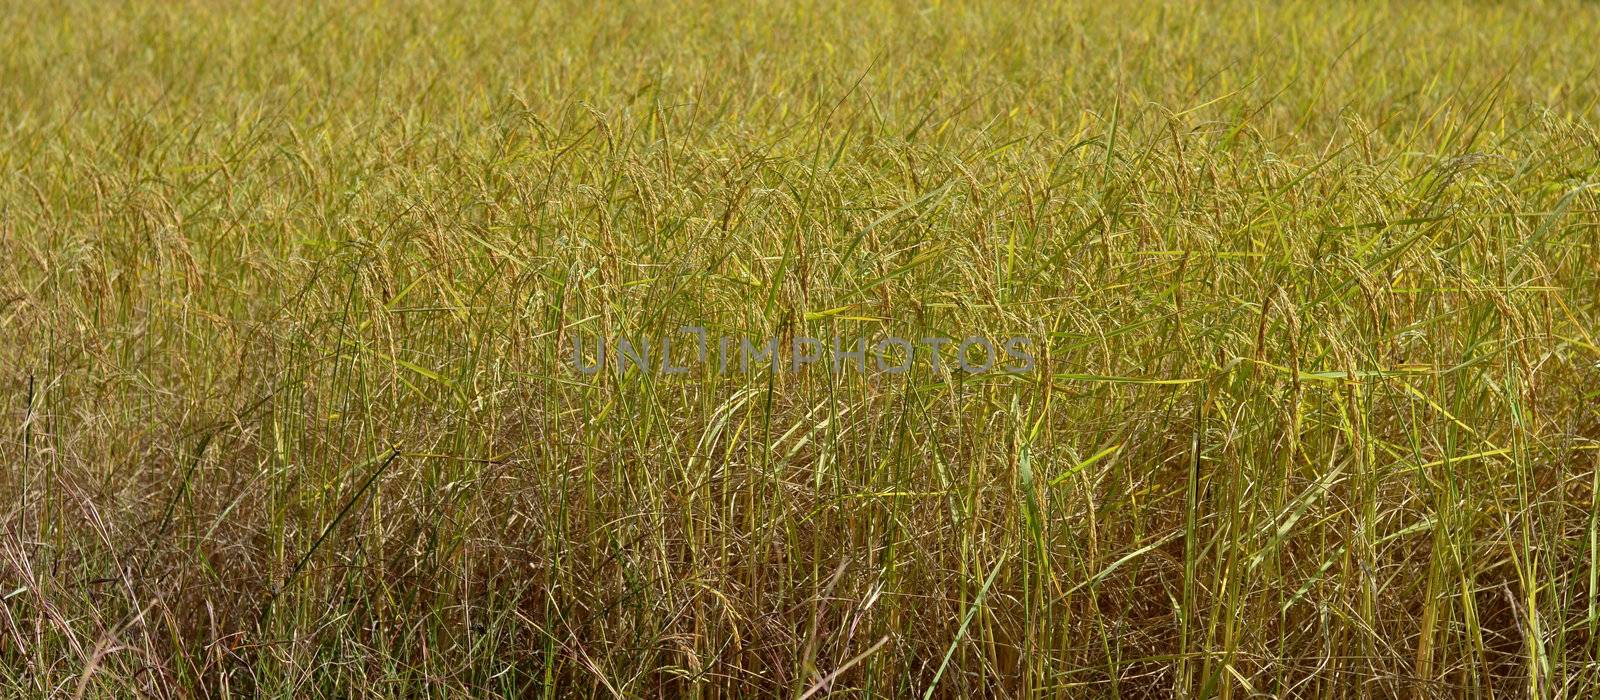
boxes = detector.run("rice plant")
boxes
[3,0,1599,696]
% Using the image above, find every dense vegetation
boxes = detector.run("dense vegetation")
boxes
[4,0,1599,696]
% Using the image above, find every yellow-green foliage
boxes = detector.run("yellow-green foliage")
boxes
[3,0,1599,696]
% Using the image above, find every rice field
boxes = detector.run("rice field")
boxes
[3,0,1600,696]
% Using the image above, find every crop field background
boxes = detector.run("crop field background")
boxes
[3,0,1600,697]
